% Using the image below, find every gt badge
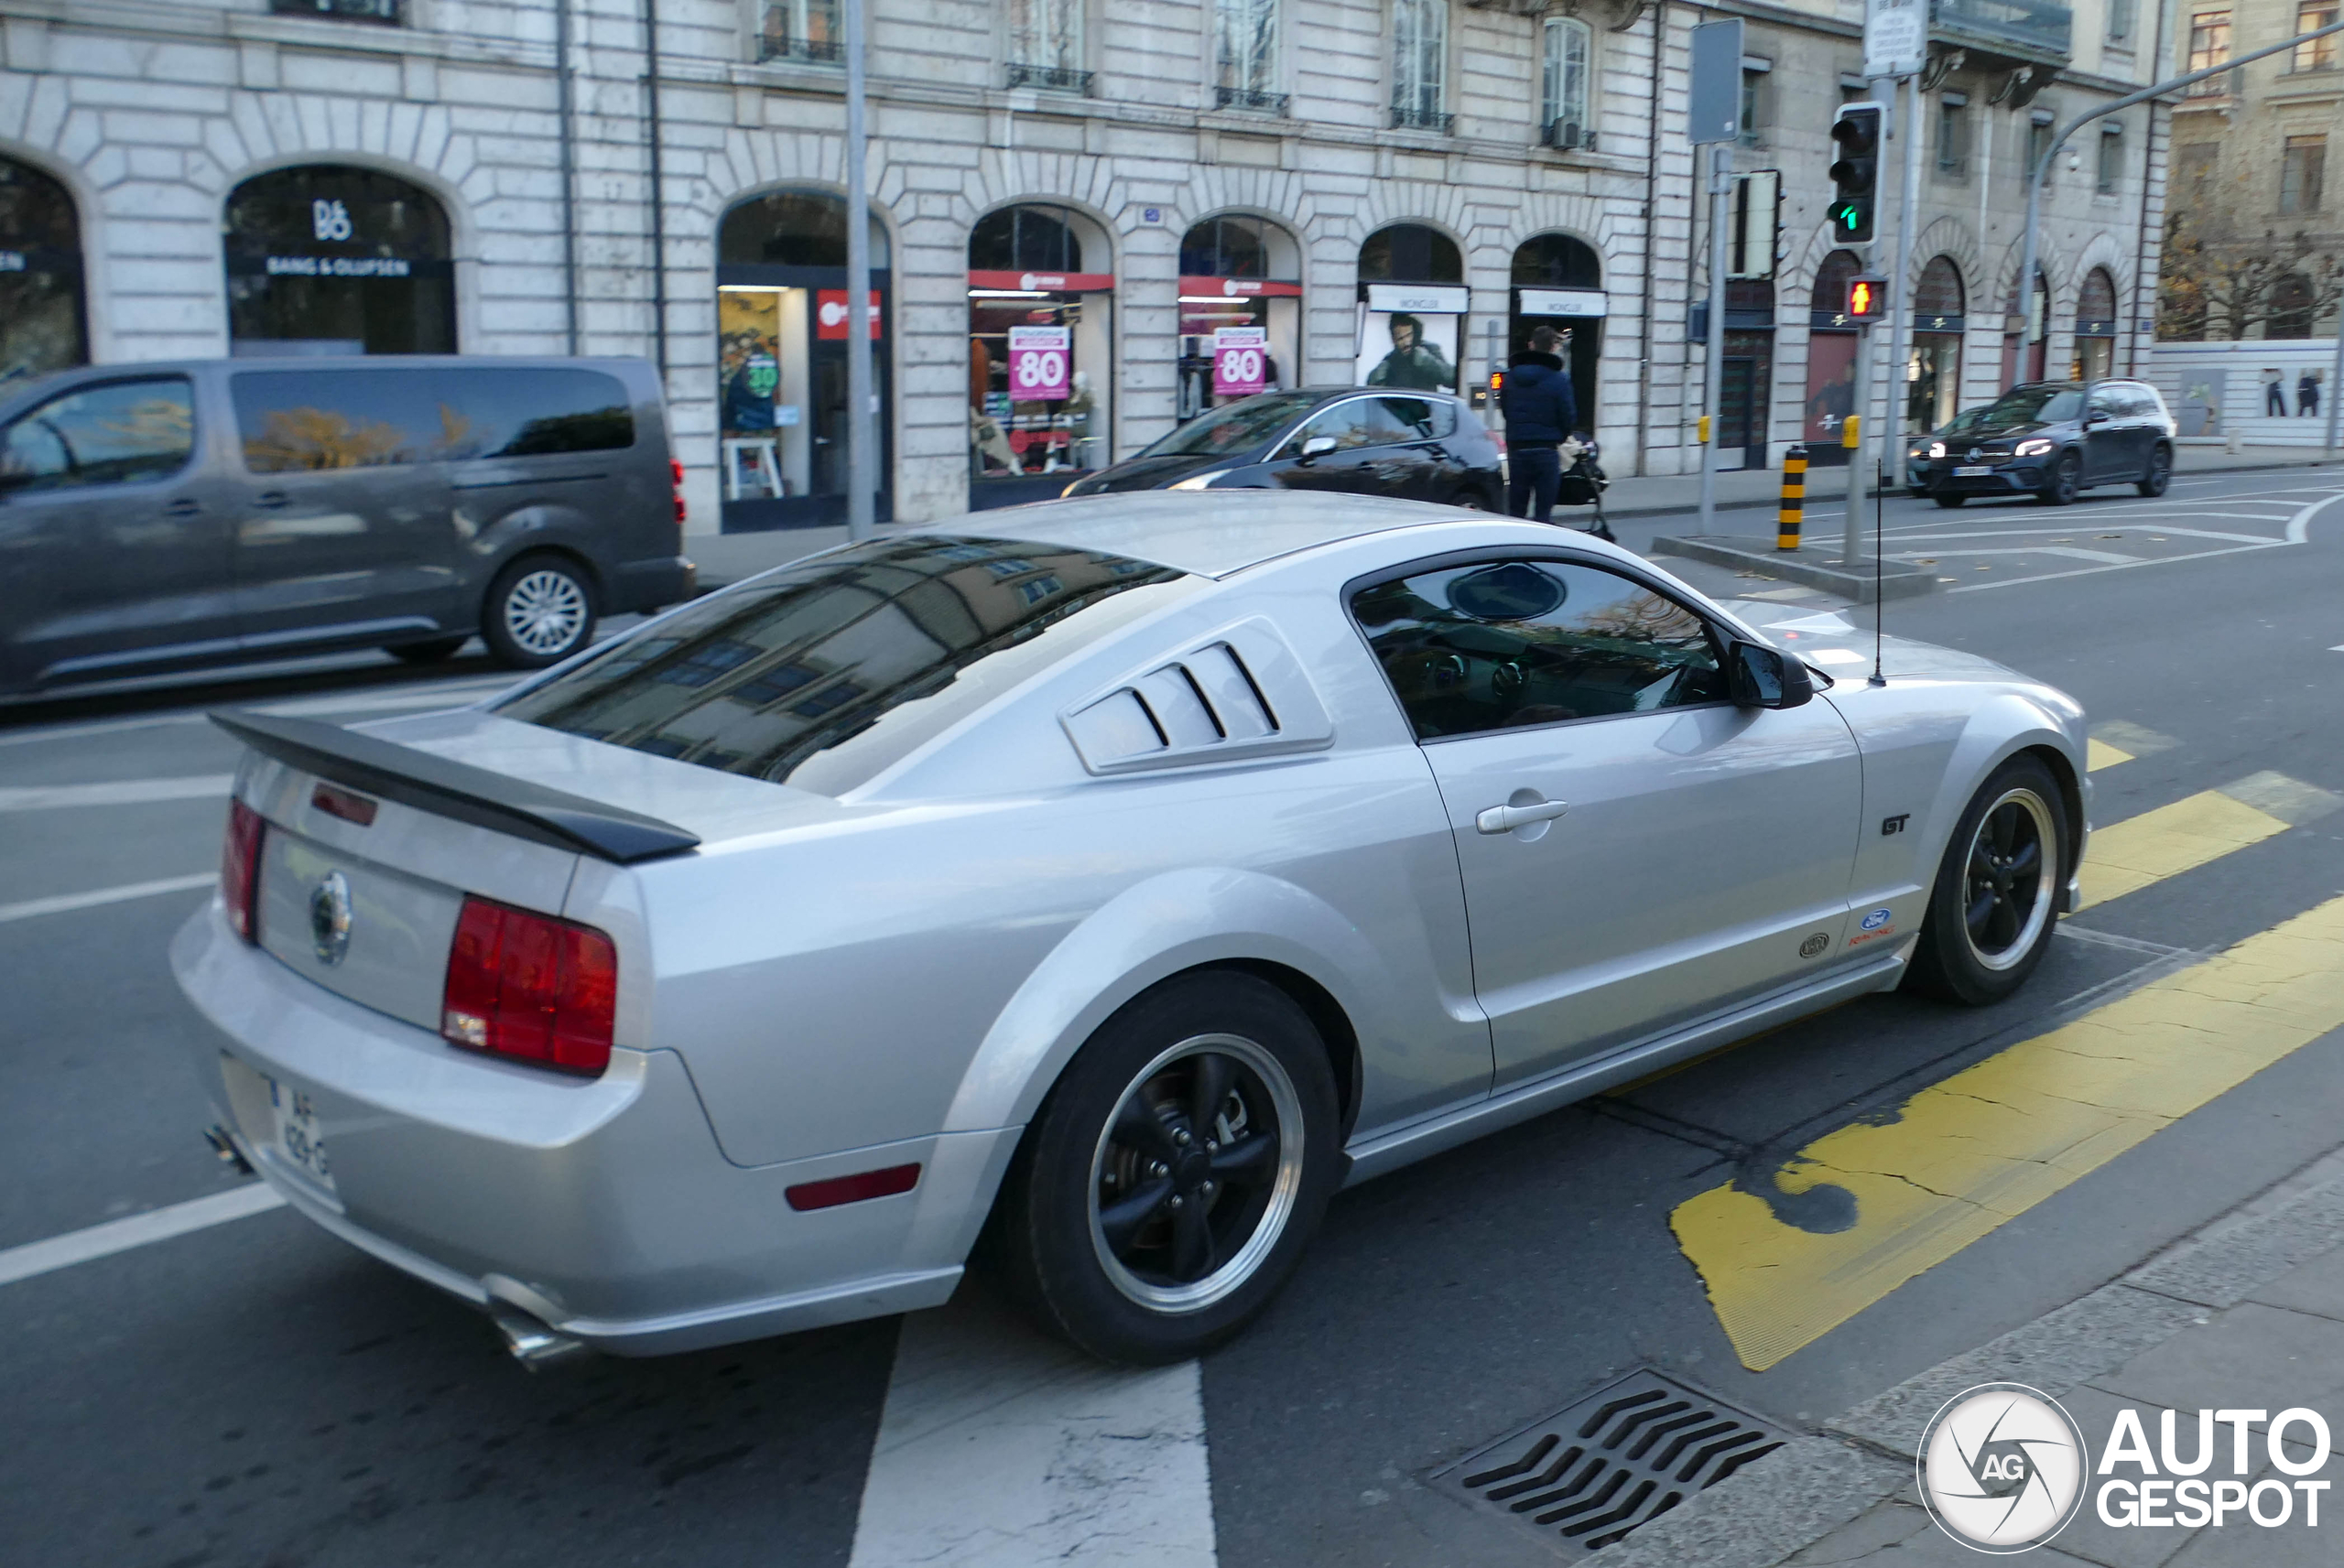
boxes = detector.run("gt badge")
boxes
[1860,907,1893,931]
[1799,933,1830,959]
[309,871,353,967]
[1882,814,1909,836]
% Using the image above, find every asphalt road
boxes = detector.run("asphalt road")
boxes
[5,466,2344,1568]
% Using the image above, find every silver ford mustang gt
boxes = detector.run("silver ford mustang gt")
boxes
[174,493,2089,1365]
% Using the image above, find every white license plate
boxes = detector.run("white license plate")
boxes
[221,1054,336,1194]
[1954,465,1993,477]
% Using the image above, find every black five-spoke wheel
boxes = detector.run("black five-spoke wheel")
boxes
[1962,790,2054,969]
[1089,1035,1303,1311]
[1907,754,2068,1006]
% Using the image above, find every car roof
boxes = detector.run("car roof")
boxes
[892,491,1471,579]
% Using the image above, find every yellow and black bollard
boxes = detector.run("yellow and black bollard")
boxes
[1777,444,1807,550]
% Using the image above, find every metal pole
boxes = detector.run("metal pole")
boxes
[843,0,875,542]
[2326,324,2344,457]
[554,0,578,355]
[1881,72,1923,518]
[642,0,667,387]
[2013,16,2344,392]
[1842,320,1869,564]
[1698,144,1729,534]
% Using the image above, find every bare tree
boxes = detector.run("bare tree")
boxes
[2158,202,2344,341]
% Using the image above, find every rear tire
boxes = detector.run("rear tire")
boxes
[385,636,465,665]
[2136,445,2172,497]
[2038,451,2081,505]
[1933,492,1966,508]
[992,971,1341,1365]
[481,555,597,669]
[1904,754,2067,1007]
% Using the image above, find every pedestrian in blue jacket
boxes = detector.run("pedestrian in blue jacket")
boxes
[1500,326,1579,524]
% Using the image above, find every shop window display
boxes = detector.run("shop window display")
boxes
[968,205,1114,503]
[1177,215,1301,425]
[223,166,455,356]
[0,156,86,384]
[1356,224,1466,395]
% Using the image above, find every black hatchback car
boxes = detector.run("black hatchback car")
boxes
[1062,387,1503,508]
[1910,379,2176,507]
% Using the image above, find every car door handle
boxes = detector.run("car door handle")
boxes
[161,498,201,518]
[254,491,289,510]
[1476,798,1570,835]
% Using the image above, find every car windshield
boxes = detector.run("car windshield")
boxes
[1137,391,1320,458]
[1966,386,2084,430]
[498,535,1197,795]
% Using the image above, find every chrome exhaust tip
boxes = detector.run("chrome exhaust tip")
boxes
[203,1124,255,1175]
[489,1303,591,1371]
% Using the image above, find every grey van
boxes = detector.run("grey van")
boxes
[0,356,694,696]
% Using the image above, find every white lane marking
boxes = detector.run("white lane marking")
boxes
[848,1292,1216,1568]
[0,872,215,925]
[1894,545,2141,564]
[0,774,233,812]
[0,1184,287,1288]
[2287,488,2344,543]
[1945,540,2285,593]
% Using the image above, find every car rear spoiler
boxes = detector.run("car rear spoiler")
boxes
[210,709,701,864]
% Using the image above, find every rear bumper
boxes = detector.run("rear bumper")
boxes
[609,554,697,613]
[170,902,1012,1355]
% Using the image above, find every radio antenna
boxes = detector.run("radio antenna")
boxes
[1869,457,1887,686]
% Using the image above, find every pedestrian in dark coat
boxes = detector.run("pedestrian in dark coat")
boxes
[1500,326,1579,524]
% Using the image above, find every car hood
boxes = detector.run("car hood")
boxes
[1074,450,1244,493]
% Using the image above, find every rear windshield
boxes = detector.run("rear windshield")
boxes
[497,535,1196,795]
[1138,391,1319,458]
[233,366,635,472]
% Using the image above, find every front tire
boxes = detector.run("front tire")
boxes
[2136,444,2173,497]
[385,636,465,665]
[1904,755,2067,1006]
[2038,451,2081,505]
[482,555,597,669]
[993,971,1341,1365]
[1933,492,1966,508]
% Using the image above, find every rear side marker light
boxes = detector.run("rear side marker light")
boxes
[222,797,264,943]
[670,458,688,525]
[441,897,618,1076]
[786,1163,921,1212]
[311,782,378,827]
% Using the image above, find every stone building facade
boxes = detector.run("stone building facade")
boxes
[0,0,2168,533]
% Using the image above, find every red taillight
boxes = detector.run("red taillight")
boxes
[222,798,264,943]
[670,458,688,525]
[786,1163,922,1212]
[440,897,617,1076]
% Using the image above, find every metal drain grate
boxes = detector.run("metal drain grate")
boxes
[1438,1368,1787,1552]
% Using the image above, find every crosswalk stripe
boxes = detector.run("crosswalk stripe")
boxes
[1671,887,2344,1371]
[848,1294,1216,1567]
[0,1184,287,1288]
[0,774,233,812]
[0,873,216,925]
[2085,738,2132,772]
[2078,787,2292,908]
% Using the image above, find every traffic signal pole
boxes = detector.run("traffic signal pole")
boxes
[1882,73,1924,524]
[1826,100,1883,565]
[1698,143,1730,535]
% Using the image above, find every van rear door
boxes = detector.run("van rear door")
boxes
[225,365,462,654]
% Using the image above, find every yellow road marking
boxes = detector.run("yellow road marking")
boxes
[1672,891,2344,1370]
[2079,790,2290,909]
[2086,738,2133,772]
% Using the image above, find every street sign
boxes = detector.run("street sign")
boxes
[1688,19,1744,146]
[1210,326,1268,397]
[1864,0,1925,79]
[1006,325,1069,400]
[1730,171,1780,279]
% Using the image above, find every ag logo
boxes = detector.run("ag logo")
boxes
[1799,933,1830,958]
[1917,1383,2088,1552]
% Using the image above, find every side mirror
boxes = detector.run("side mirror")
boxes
[2084,410,2111,427]
[1728,640,1815,709]
[1299,434,1339,462]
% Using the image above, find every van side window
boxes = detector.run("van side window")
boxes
[233,367,635,474]
[0,378,195,493]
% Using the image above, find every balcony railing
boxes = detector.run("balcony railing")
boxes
[1390,103,1456,133]
[1541,118,1597,152]
[1005,63,1095,94]
[760,35,843,65]
[1928,0,2072,62]
[1216,86,1292,115]
[268,0,401,21]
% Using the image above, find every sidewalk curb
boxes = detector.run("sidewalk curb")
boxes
[1597,1152,2344,1568]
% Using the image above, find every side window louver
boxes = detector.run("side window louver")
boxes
[1062,620,1333,774]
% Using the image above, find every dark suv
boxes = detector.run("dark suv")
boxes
[1911,379,2176,507]
[1062,387,1504,508]
[0,356,693,695]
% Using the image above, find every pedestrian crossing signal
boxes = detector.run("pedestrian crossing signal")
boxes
[1846,276,1887,321]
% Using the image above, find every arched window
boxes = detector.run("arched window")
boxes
[2078,267,2116,327]
[970,205,1089,274]
[1812,249,1862,317]
[1510,233,1604,438]
[1915,256,1966,319]
[719,189,888,268]
[1360,222,1462,284]
[1512,232,1601,289]
[223,166,454,355]
[969,205,1114,493]
[2005,270,2050,385]
[1803,249,1865,465]
[1392,0,1449,129]
[1177,214,1302,420]
[0,156,85,381]
[1909,257,1965,433]
[1540,16,1593,145]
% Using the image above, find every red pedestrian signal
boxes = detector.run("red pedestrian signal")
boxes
[1846,276,1887,320]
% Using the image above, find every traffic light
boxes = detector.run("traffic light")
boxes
[1829,103,1883,245]
[1846,276,1887,320]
